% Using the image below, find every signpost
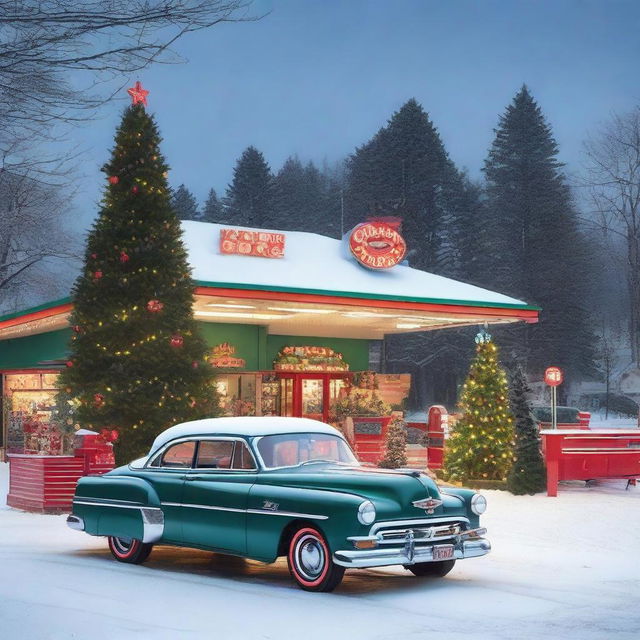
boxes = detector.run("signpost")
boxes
[544,366,564,429]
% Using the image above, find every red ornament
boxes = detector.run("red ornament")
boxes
[72,325,81,333]
[119,251,130,263]
[131,185,139,194]
[147,299,164,313]
[93,270,103,280]
[191,361,199,369]
[65,360,74,368]
[91,253,97,259]
[97,428,119,444]
[93,393,105,407]
[170,334,184,348]
[127,81,149,106]
[108,176,119,185]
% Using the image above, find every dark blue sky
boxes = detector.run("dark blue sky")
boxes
[73,0,640,219]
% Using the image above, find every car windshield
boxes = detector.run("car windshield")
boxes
[256,433,359,469]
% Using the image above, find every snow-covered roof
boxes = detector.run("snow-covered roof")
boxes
[182,221,531,309]
[150,416,341,453]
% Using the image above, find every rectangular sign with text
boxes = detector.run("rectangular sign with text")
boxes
[219,228,285,259]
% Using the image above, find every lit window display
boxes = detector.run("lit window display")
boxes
[2,371,62,454]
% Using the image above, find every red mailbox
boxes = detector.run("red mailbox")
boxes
[425,405,448,470]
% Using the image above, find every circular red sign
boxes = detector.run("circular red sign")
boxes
[349,222,407,269]
[544,366,563,386]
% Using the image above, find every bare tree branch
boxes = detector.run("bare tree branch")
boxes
[582,107,640,364]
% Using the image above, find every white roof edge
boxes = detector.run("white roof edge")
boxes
[150,416,341,454]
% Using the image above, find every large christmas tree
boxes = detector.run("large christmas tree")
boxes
[58,84,217,462]
[444,332,515,482]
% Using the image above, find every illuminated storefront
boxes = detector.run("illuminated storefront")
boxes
[0,220,539,457]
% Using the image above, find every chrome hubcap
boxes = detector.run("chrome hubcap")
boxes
[112,537,133,554]
[296,535,325,579]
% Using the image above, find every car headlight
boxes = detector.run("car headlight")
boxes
[357,500,376,525]
[471,493,487,515]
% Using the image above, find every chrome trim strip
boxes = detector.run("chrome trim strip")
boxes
[159,501,328,520]
[161,501,246,514]
[246,509,328,520]
[72,497,144,506]
[72,500,148,510]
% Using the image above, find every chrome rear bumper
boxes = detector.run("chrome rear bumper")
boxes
[333,529,491,569]
[66,514,85,531]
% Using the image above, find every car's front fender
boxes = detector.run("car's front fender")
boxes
[246,484,370,561]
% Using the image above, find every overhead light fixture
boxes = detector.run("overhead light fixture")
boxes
[205,303,256,309]
[267,307,335,314]
[195,311,292,320]
[344,311,401,319]
[396,323,423,329]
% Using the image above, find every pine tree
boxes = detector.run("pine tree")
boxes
[506,364,546,494]
[345,98,468,273]
[225,146,273,227]
[57,101,218,463]
[202,188,223,223]
[171,184,200,220]
[444,332,515,482]
[271,156,336,234]
[482,85,598,380]
[378,416,408,469]
[346,99,482,405]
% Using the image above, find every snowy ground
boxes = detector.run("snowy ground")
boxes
[1,462,639,640]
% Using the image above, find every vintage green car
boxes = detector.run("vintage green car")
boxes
[67,417,490,592]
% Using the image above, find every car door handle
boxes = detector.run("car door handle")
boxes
[184,474,204,481]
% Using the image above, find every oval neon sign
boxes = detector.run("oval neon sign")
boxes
[349,222,407,269]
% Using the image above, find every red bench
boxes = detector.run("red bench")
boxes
[540,429,640,496]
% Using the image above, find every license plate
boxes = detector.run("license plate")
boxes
[433,545,454,560]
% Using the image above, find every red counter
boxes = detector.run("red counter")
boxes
[6,432,115,513]
[541,429,640,497]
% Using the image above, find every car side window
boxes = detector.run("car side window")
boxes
[232,440,257,470]
[154,441,196,468]
[196,440,234,469]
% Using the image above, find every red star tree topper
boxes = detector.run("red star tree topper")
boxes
[127,81,149,106]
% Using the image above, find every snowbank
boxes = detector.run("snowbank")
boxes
[1,461,639,639]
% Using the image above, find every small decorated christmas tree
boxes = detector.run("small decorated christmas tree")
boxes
[444,331,515,482]
[57,83,218,463]
[507,364,546,494]
[378,416,408,469]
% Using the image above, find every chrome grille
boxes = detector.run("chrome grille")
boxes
[376,520,466,545]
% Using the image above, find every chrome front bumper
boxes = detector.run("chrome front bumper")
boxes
[333,527,491,569]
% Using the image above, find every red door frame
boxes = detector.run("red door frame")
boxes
[274,372,351,423]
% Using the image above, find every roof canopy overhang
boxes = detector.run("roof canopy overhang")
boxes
[0,222,539,342]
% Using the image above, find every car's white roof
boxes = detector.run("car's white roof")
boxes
[149,416,341,454]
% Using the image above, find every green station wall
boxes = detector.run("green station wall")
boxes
[0,329,72,369]
[0,324,370,372]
